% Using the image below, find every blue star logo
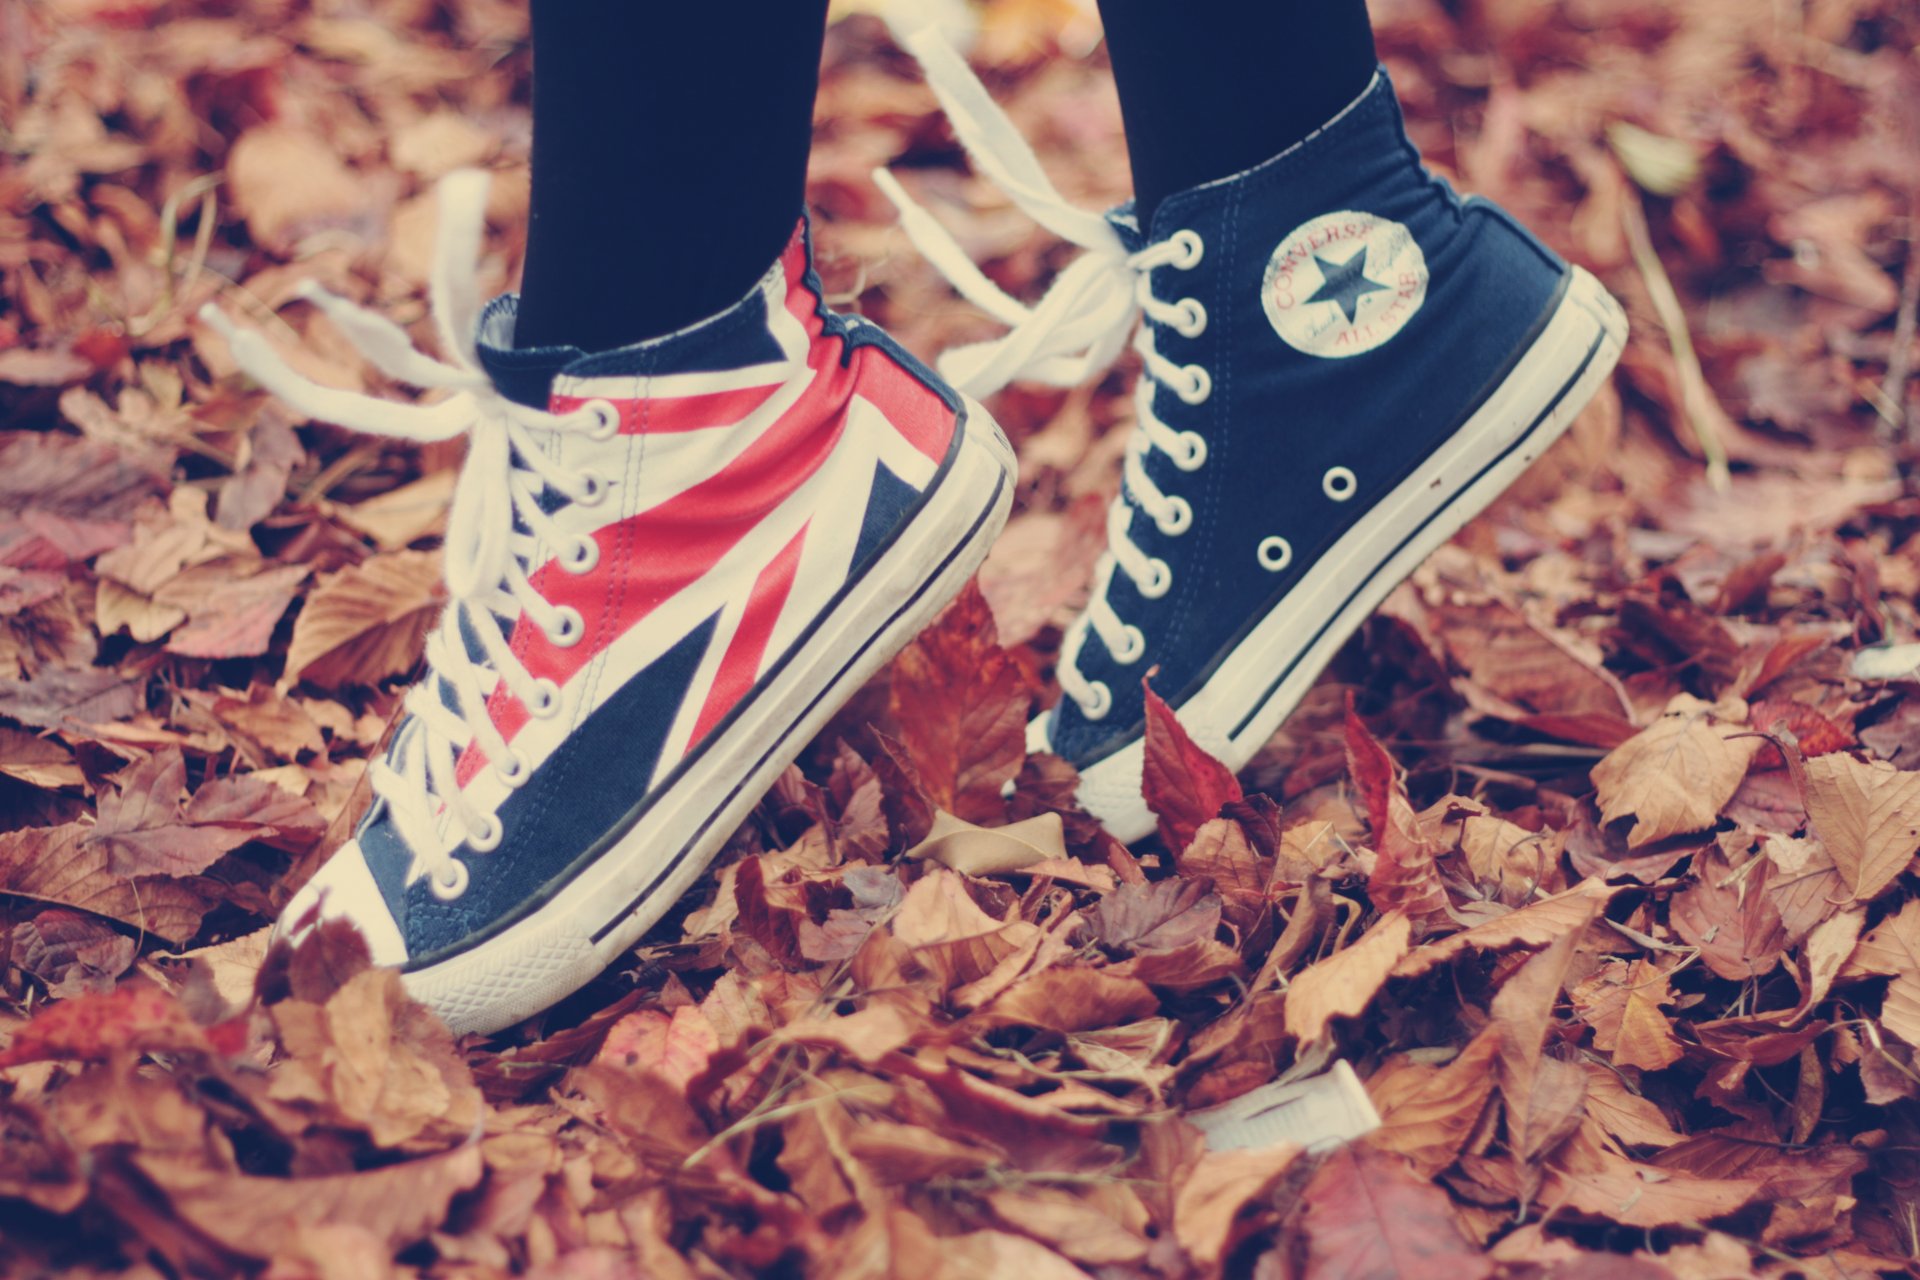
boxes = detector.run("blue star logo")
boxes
[1307,249,1391,324]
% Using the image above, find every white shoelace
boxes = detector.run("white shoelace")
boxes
[878,15,1214,722]
[200,171,620,900]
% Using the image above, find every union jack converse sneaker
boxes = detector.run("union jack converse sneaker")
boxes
[204,173,1014,1033]
[885,34,1626,843]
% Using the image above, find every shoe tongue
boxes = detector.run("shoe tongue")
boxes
[1105,203,1148,254]
[473,295,586,410]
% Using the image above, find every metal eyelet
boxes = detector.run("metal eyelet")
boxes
[1175,298,1208,338]
[1170,229,1205,269]
[1138,558,1173,600]
[529,678,563,719]
[495,750,531,789]
[1176,365,1212,405]
[466,813,503,854]
[584,399,620,441]
[429,859,470,901]
[1258,536,1293,572]
[1323,466,1357,501]
[1079,681,1114,721]
[1111,624,1146,664]
[1173,432,1208,472]
[560,535,599,574]
[1156,495,1192,537]
[574,472,611,508]
[548,607,585,648]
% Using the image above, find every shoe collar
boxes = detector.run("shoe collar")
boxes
[476,215,818,409]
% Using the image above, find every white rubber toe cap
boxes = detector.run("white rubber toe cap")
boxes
[277,840,409,966]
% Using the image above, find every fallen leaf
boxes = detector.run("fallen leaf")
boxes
[1142,681,1243,851]
[1172,1142,1300,1270]
[904,809,1070,876]
[1670,850,1789,981]
[1574,958,1687,1072]
[1298,1144,1494,1279]
[9,908,134,996]
[1366,1030,1501,1177]
[226,125,373,249]
[0,666,147,730]
[1800,751,1920,901]
[1842,898,1920,1046]
[595,1006,720,1091]
[283,551,444,689]
[1394,878,1617,978]
[1592,695,1760,847]
[887,580,1028,823]
[0,821,209,944]
[1285,911,1412,1043]
[86,749,255,878]
[134,1144,483,1260]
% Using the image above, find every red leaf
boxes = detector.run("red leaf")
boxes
[86,749,256,878]
[0,980,214,1066]
[1298,1145,1494,1279]
[887,580,1029,823]
[1345,697,1453,930]
[1141,681,1242,851]
[1750,698,1850,769]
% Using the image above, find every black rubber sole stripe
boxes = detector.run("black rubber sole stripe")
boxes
[1225,318,1612,741]
[589,463,1009,944]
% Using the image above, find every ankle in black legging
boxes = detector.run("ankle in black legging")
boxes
[515,0,1376,353]
[515,0,832,353]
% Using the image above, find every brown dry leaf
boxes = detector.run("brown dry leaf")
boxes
[594,1006,720,1091]
[1842,898,1920,1046]
[1488,931,1592,1193]
[1545,1128,1758,1229]
[1393,878,1617,978]
[1581,1065,1684,1148]
[333,470,456,551]
[904,809,1073,878]
[1573,958,1687,1072]
[1285,911,1411,1043]
[1171,1142,1300,1270]
[1800,752,1920,902]
[9,909,135,997]
[1298,1144,1494,1279]
[0,666,147,731]
[158,561,309,660]
[1592,695,1761,847]
[0,726,84,790]
[267,967,483,1150]
[226,125,373,249]
[134,1144,483,1260]
[1346,703,1451,928]
[982,967,1160,1034]
[1142,682,1244,852]
[1366,1029,1501,1177]
[283,551,444,689]
[987,1186,1149,1267]
[0,821,209,944]
[86,749,257,878]
[1670,848,1790,981]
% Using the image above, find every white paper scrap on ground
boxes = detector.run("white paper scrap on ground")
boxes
[1186,1060,1380,1153]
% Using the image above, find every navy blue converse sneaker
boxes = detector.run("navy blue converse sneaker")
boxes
[884,34,1626,842]
[204,174,1013,1033]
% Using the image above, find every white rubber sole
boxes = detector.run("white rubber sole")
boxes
[1051,267,1629,844]
[407,403,1017,1035]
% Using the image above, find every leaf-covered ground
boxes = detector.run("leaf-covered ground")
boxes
[3,0,1920,1275]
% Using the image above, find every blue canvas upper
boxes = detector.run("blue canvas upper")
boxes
[1041,68,1569,767]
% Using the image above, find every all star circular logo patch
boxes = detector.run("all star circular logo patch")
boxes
[1261,210,1428,358]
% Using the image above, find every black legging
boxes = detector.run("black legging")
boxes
[514,1,1376,355]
